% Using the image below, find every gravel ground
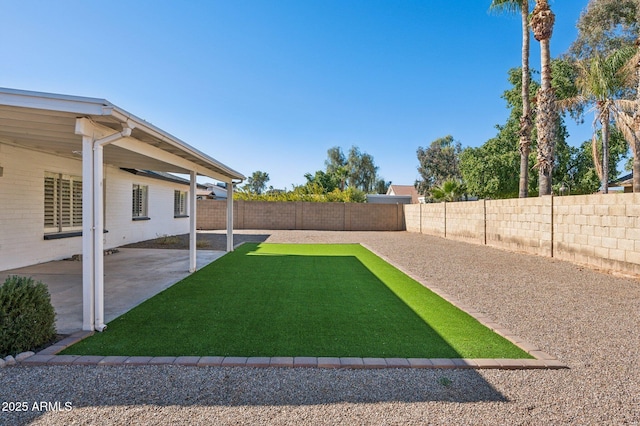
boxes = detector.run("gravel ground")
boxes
[1,230,639,425]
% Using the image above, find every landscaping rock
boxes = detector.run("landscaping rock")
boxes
[15,351,35,362]
[4,355,16,366]
[0,358,5,368]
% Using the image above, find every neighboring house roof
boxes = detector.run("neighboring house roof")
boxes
[609,172,632,187]
[209,185,228,198]
[386,185,420,204]
[0,87,245,182]
[366,194,412,204]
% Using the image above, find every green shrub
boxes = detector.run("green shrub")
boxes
[0,276,56,357]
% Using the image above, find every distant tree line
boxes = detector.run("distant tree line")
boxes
[236,146,390,202]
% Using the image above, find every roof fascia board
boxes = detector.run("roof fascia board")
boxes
[0,87,110,115]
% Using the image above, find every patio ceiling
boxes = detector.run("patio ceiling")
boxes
[0,88,244,182]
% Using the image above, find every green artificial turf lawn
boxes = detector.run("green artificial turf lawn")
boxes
[61,243,532,359]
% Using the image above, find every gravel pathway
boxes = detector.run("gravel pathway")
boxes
[1,230,639,425]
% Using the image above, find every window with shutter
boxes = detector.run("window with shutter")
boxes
[132,184,149,219]
[174,190,187,217]
[44,172,82,233]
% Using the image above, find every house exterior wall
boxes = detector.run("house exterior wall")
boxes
[0,142,191,271]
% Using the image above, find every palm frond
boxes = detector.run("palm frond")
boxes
[592,133,604,181]
[489,0,525,14]
[556,95,587,112]
[611,107,639,154]
[619,49,640,88]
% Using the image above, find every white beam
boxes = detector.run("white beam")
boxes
[111,137,232,182]
[189,170,197,272]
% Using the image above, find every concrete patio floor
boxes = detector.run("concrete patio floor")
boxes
[0,248,225,334]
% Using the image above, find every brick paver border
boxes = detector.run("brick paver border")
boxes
[13,243,568,370]
[17,330,566,369]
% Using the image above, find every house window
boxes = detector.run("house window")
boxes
[132,184,149,220]
[174,190,188,217]
[44,172,82,233]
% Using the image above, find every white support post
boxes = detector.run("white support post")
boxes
[81,135,95,331]
[189,170,197,272]
[226,180,234,252]
[93,144,106,331]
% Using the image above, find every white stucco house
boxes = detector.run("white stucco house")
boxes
[0,87,244,332]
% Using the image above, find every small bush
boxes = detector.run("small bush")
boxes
[0,276,56,357]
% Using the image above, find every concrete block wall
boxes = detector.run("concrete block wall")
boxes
[403,203,422,233]
[242,201,297,230]
[196,199,229,229]
[403,193,640,276]
[554,193,640,275]
[348,203,405,231]
[301,202,346,230]
[404,204,446,237]
[486,196,552,257]
[197,200,405,231]
[446,200,485,245]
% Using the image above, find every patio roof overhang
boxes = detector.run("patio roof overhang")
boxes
[0,87,244,332]
[0,87,244,182]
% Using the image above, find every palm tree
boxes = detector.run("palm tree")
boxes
[430,179,466,202]
[490,0,532,198]
[633,39,640,193]
[559,47,636,193]
[531,0,556,196]
[564,47,637,193]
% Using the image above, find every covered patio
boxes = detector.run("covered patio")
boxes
[0,88,244,332]
[0,248,225,334]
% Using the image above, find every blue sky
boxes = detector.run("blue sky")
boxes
[1,0,592,189]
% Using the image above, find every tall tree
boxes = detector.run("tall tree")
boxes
[571,0,639,59]
[559,48,636,193]
[415,135,462,196]
[325,146,347,175]
[490,0,532,198]
[347,146,379,193]
[569,0,640,191]
[244,170,270,194]
[304,170,338,192]
[324,147,349,190]
[374,178,392,194]
[460,65,576,198]
[531,0,557,195]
